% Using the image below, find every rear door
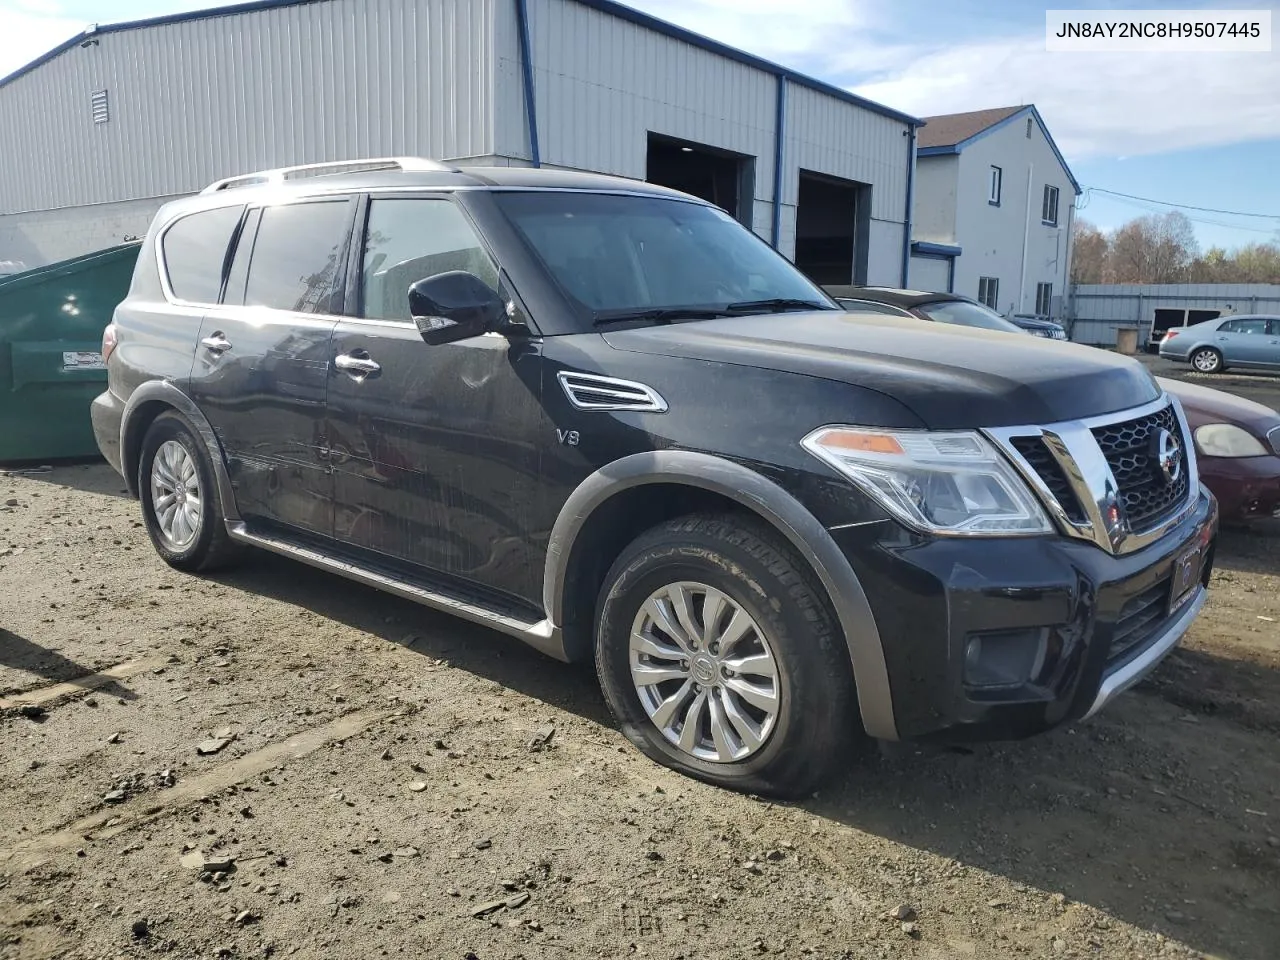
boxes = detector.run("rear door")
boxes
[1217,317,1274,367]
[188,196,356,537]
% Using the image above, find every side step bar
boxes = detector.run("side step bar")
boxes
[225,522,568,662]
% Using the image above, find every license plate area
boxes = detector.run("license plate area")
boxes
[1168,545,1202,615]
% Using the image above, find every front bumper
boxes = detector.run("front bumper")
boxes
[1200,455,1280,521]
[836,490,1218,741]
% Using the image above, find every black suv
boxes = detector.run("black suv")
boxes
[93,158,1217,797]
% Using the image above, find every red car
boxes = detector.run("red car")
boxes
[1158,377,1280,522]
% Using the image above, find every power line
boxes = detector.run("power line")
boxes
[1088,192,1280,236]
[1086,187,1280,220]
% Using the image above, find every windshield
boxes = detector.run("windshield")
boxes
[492,192,837,330]
[919,300,1023,333]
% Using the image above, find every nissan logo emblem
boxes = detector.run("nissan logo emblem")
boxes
[1152,429,1182,486]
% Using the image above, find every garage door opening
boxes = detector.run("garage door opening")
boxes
[795,171,868,286]
[646,134,754,226]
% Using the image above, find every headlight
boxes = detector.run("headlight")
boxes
[802,427,1053,536]
[1194,423,1268,458]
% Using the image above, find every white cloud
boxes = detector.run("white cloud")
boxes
[854,36,1280,160]
[0,6,85,79]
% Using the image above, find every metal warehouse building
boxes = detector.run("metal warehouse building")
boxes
[1069,283,1280,347]
[0,0,920,286]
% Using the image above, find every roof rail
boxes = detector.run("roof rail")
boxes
[200,157,460,194]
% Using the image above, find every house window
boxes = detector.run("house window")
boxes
[989,166,1002,205]
[1042,185,1060,225]
[978,277,999,310]
[1026,117,1033,139]
[1035,282,1053,317]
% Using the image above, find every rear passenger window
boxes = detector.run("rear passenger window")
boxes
[1221,318,1269,335]
[360,198,499,322]
[162,206,244,304]
[243,201,351,313]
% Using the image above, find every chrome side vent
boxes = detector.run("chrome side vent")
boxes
[557,372,668,413]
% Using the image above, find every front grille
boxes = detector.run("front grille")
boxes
[1011,436,1086,524]
[1091,404,1189,531]
[1110,578,1170,663]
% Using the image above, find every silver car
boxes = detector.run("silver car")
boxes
[1159,315,1280,374]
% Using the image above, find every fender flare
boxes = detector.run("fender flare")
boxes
[543,450,899,740]
[119,380,241,522]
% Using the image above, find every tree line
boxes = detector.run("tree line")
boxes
[1071,211,1280,285]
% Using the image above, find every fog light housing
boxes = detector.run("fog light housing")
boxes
[964,628,1050,689]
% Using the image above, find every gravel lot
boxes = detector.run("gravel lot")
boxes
[2,362,1278,960]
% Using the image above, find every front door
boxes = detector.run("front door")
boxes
[1217,316,1274,368]
[188,197,356,537]
[325,195,547,607]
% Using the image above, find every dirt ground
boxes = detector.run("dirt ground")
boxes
[2,365,1278,960]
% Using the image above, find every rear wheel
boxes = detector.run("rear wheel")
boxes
[1190,347,1224,373]
[138,412,238,572]
[594,514,861,798]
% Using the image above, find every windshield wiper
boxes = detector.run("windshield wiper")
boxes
[592,307,727,327]
[723,298,832,314]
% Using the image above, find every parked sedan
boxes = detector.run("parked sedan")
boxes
[1159,315,1280,374]
[824,286,1028,333]
[830,287,1280,522]
[1010,313,1069,340]
[1156,377,1280,522]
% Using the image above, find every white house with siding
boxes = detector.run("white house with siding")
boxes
[909,105,1081,320]
[0,0,919,288]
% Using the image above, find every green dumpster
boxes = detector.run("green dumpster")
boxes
[0,242,141,463]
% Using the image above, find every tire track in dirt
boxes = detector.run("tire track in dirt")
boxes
[1,706,393,872]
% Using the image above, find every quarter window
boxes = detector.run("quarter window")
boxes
[1035,282,1053,316]
[989,166,1002,205]
[243,201,351,313]
[978,277,999,310]
[162,205,244,304]
[360,198,499,322]
[1042,185,1060,225]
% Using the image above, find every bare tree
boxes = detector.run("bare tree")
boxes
[1106,212,1197,283]
[1070,220,1108,284]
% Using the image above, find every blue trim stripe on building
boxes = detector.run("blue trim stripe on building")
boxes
[515,0,541,167]
[0,0,924,130]
[900,125,917,287]
[771,76,786,249]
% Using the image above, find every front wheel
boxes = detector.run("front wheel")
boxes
[594,514,861,798]
[1190,348,1224,373]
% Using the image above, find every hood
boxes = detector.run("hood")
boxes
[1158,376,1280,434]
[602,312,1160,429]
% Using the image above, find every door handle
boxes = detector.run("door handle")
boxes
[334,353,381,378]
[200,333,232,353]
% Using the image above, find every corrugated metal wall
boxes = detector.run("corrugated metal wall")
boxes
[0,0,497,216]
[1068,283,1280,345]
[498,0,910,265]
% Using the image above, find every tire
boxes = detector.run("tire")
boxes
[594,513,861,799]
[137,411,239,572]
[1190,347,1224,374]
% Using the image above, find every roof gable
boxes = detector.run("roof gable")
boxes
[915,104,1081,195]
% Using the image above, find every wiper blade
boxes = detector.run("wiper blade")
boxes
[592,308,726,327]
[723,298,831,314]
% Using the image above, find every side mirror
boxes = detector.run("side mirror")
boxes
[408,271,506,346]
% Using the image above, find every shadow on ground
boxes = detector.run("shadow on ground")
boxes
[0,459,128,499]
[0,629,140,702]
[209,545,1280,960]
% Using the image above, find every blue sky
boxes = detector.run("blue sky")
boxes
[4,0,1279,252]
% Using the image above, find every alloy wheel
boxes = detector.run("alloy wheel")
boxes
[629,581,780,762]
[149,439,203,550]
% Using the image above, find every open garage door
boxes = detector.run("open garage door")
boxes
[794,171,870,285]
[645,134,755,226]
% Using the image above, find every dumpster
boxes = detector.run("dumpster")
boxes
[0,242,141,463]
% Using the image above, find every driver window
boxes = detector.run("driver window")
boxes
[360,198,499,322]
